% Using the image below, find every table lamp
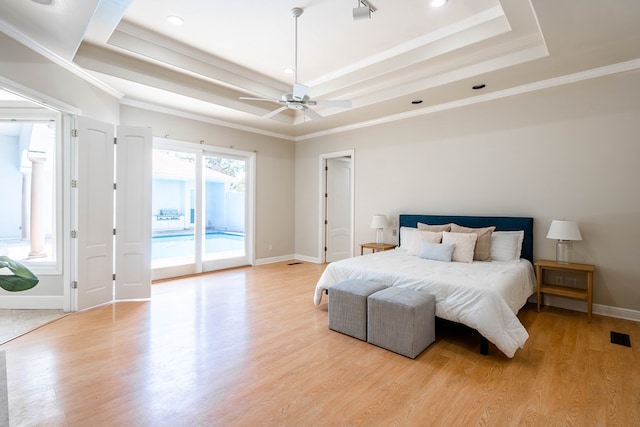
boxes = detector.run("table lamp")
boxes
[370,214,387,244]
[546,220,582,264]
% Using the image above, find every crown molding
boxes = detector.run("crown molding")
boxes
[0,18,124,100]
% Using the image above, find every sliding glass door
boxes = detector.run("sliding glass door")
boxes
[152,141,254,280]
[202,154,246,262]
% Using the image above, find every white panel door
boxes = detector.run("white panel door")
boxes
[76,117,114,310]
[115,126,152,300]
[325,157,352,262]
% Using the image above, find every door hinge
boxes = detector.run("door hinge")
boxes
[71,129,78,138]
[113,229,116,235]
[113,183,116,190]
[71,230,77,238]
[71,281,77,289]
[114,137,117,145]
[324,220,328,225]
[113,274,116,281]
[71,179,78,188]
[325,166,328,171]
[324,193,328,198]
[324,247,327,252]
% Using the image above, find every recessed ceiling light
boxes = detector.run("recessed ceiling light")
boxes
[472,84,486,90]
[428,0,448,8]
[411,100,423,105]
[166,15,184,26]
[31,0,55,5]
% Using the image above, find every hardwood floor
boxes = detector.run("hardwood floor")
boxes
[1,261,638,426]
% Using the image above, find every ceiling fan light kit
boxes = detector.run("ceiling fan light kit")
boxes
[239,7,353,122]
[353,6,371,20]
[353,0,376,21]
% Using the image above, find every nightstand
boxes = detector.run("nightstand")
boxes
[360,243,396,255]
[535,259,596,322]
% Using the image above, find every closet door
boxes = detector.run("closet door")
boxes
[114,126,152,300]
[75,117,114,310]
[325,156,353,262]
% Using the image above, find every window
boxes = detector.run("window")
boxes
[0,120,59,270]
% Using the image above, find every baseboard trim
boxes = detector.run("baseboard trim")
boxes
[535,294,640,322]
[293,254,322,264]
[254,254,296,265]
[0,295,64,310]
[254,254,323,265]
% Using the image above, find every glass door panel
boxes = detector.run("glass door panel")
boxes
[151,149,196,268]
[202,154,246,261]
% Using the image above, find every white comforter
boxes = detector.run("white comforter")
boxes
[314,249,536,358]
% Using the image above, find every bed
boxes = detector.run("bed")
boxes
[314,214,536,358]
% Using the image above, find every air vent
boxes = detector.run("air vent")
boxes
[610,331,631,347]
[287,262,303,266]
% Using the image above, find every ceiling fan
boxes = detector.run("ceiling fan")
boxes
[240,7,352,121]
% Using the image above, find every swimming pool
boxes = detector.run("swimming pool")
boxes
[152,232,245,260]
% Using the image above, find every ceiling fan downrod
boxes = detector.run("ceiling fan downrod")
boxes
[291,7,303,86]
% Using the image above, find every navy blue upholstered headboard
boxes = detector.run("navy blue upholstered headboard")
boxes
[398,214,534,264]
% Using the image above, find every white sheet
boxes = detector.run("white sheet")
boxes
[314,249,536,358]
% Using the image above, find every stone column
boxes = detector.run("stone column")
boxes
[27,151,47,259]
[20,170,31,240]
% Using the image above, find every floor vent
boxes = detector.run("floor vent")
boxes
[287,262,303,266]
[610,331,631,347]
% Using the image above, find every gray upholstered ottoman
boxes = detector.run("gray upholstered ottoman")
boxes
[367,287,435,359]
[328,279,388,340]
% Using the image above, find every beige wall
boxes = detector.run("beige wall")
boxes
[120,106,295,261]
[295,70,640,312]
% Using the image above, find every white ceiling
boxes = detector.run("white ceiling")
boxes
[1,0,639,139]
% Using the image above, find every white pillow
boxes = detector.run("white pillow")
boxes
[442,231,477,263]
[418,242,455,262]
[408,230,443,256]
[399,227,417,251]
[490,231,525,261]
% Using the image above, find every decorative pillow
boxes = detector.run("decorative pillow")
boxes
[491,231,525,261]
[442,231,477,263]
[450,224,496,261]
[399,227,417,251]
[417,222,452,232]
[418,242,455,262]
[408,230,443,256]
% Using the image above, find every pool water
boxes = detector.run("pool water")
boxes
[152,232,245,260]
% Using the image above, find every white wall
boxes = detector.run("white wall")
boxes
[295,70,640,312]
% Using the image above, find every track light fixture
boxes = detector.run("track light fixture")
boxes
[353,0,377,21]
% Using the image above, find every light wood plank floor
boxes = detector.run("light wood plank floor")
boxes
[1,261,638,426]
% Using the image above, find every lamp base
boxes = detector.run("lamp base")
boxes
[375,229,383,244]
[555,240,572,264]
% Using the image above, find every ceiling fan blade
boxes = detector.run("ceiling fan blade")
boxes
[293,83,308,101]
[304,107,324,121]
[240,97,279,102]
[313,99,352,108]
[263,105,289,119]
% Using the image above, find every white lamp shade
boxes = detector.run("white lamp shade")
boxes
[546,220,582,241]
[370,214,387,229]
